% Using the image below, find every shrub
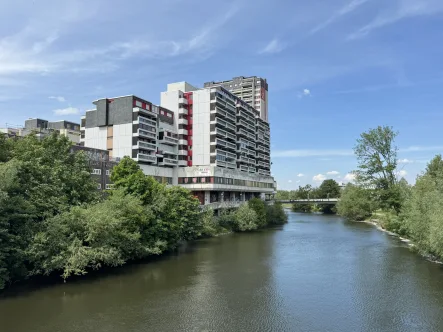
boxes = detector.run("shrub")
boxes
[336,184,374,221]
[233,204,258,231]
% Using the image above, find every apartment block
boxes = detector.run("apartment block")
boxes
[80,95,179,185]
[204,76,269,122]
[80,83,275,207]
[161,82,271,177]
[2,118,81,142]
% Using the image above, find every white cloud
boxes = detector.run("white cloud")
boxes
[49,96,66,102]
[397,170,408,178]
[288,180,293,183]
[313,174,326,182]
[297,88,311,98]
[327,171,340,175]
[343,173,356,183]
[259,39,286,54]
[53,107,80,115]
[348,0,443,40]
[297,173,305,177]
[398,158,413,164]
[311,0,370,34]
[273,149,353,158]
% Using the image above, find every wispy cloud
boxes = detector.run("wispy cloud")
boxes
[398,158,413,164]
[348,0,443,40]
[297,173,305,177]
[53,107,80,115]
[397,169,408,178]
[273,149,353,158]
[327,171,340,175]
[311,0,370,34]
[49,96,66,102]
[400,145,443,152]
[259,39,286,54]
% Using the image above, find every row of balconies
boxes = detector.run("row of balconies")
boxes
[214,138,237,151]
[134,107,157,120]
[237,119,256,133]
[212,127,237,141]
[237,128,256,141]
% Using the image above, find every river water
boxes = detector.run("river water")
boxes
[2,212,443,332]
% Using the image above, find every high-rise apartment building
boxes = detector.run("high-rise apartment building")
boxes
[80,82,275,207]
[204,76,269,122]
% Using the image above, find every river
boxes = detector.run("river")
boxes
[2,212,443,332]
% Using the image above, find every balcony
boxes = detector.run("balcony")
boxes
[134,128,157,139]
[178,150,188,156]
[179,107,188,115]
[240,165,249,172]
[178,160,187,167]
[178,139,188,145]
[160,149,178,156]
[178,118,188,126]
[213,138,236,151]
[178,128,188,135]
[135,153,156,163]
[213,117,236,133]
[135,141,157,151]
[257,161,270,168]
[159,158,178,166]
[258,169,271,176]
[211,127,236,142]
[134,107,157,119]
[179,97,188,105]
[249,167,256,173]
[137,116,157,127]
[159,136,179,145]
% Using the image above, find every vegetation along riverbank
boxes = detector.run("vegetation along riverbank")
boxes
[0,133,287,291]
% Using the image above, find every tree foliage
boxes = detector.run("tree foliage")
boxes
[336,184,374,221]
[318,179,341,198]
[248,198,267,228]
[234,205,258,231]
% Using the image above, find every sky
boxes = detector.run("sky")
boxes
[1,0,443,189]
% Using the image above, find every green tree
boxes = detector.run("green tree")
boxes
[318,179,341,198]
[425,154,443,179]
[354,126,401,211]
[234,204,258,231]
[12,133,99,219]
[0,134,12,163]
[336,184,374,221]
[248,198,267,228]
[111,156,164,205]
[265,202,288,225]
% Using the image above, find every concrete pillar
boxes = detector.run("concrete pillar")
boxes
[204,191,210,205]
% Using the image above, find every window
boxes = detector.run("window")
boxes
[97,183,102,190]
[105,184,114,190]
[106,170,111,176]
[92,169,101,175]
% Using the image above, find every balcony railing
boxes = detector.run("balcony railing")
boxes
[159,158,178,165]
[159,136,179,145]
[138,116,157,127]
[137,154,156,163]
[134,107,157,118]
[178,118,188,126]
[215,138,236,151]
[179,97,188,105]
[179,107,188,115]
[137,129,156,139]
[138,141,157,151]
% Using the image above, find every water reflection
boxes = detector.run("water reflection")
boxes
[1,212,443,332]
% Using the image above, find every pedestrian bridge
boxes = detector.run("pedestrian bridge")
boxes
[276,199,339,205]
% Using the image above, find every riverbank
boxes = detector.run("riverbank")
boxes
[357,217,443,265]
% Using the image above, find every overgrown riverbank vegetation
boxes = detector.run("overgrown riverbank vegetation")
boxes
[0,133,287,291]
[336,126,443,261]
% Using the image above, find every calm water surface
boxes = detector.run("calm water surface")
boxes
[2,212,443,332]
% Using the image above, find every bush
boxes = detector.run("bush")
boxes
[233,204,258,231]
[266,202,288,225]
[292,203,313,213]
[336,184,374,221]
[248,198,267,228]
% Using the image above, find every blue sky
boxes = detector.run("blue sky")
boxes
[1,0,443,188]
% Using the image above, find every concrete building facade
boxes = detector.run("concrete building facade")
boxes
[81,82,275,207]
[204,76,269,122]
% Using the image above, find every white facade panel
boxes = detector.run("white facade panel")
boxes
[192,90,211,166]
[113,123,133,159]
[85,127,107,150]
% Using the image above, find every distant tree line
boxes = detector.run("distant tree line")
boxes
[0,133,287,291]
[276,179,341,214]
